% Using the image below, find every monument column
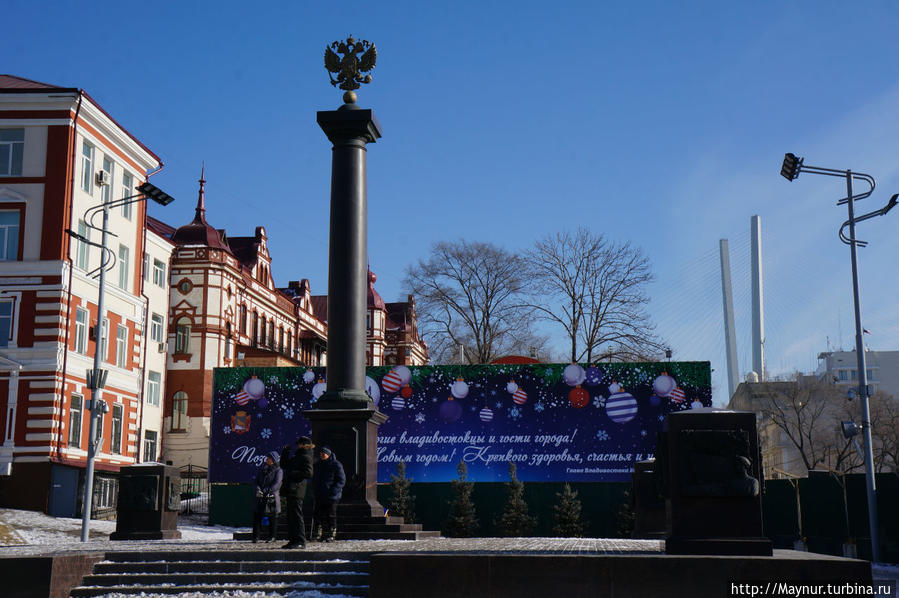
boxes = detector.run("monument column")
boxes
[304,37,386,517]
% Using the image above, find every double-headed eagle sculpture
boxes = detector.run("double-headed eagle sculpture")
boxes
[324,37,377,102]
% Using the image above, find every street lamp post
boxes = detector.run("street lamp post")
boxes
[67,181,174,542]
[780,153,895,563]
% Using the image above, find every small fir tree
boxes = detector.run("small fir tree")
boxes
[616,488,636,538]
[497,462,536,537]
[445,461,479,537]
[552,483,586,537]
[388,461,416,523]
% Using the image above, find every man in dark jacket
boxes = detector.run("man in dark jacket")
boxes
[251,451,282,543]
[279,436,314,549]
[311,446,346,542]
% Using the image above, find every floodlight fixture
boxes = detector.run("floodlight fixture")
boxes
[841,421,859,440]
[137,181,175,206]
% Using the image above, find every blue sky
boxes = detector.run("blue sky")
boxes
[8,1,899,403]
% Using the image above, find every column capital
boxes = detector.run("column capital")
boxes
[317,106,382,145]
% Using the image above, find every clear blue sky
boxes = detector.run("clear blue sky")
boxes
[8,1,899,402]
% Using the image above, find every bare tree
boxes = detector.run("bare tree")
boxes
[404,240,536,364]
[525,228,663,363]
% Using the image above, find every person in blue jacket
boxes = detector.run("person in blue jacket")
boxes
[311,446,346,542]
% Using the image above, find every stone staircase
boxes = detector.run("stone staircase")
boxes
[70,549,372,596]
[232,514,441,541]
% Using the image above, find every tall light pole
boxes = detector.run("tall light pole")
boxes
[67,181,174,542]
[780,153,896,563]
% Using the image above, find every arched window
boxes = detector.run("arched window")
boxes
[172,391,188,431]
[287,331,292,357]
[278,326,284,353]
[253,311,259,346]
[259,313,266,346]
[268,320,275,349]
[225,322,232,359]
[240,304,247,335]
[175,317,191,353]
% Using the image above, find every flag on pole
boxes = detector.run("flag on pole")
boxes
[863,328,871,334]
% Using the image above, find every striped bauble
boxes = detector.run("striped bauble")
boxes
[606,390,638,424]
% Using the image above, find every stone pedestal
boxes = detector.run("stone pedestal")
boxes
[663,410,771,555]
[632,459,666,538]
[303,407,387,517]
[110,464,181,540]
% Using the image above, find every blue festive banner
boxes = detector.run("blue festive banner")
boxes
[209,362,711,484]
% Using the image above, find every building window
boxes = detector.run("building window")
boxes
[0,129,24,176]
[366,312,371,330]
[287,331,292,357]
[147,371,161,406]
[253,312,259,346]
[151,313,164,343]
[175,318,190,353]
[152,259,166,287]
[117,245,129,290]
[96,410,105,453]
[101,155,114,204]
[75,308,88,354]
[143,430,158,462]
[0,299,12,347]
[0,211,20,261]
[278,326,284,353]
[81,142,94,193]
[99,318,109,362]
[240,304,247,335]
[268,321,274,349]
[172,391,188,431]
[76,220,91,271]
[121,172,133,220]
[111,403,123,455]
[68,394,83,447]
[838,370,848,381]
[116,324,127,367]
[224,322,232,359]
[143,252,149,281]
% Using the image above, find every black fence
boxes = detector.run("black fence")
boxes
[179,464,208,515]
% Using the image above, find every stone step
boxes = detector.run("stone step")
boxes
[71,581,368,597]
[233,529,441,541]
[80,571,368,587]
[95,559,370,574]
[102,549,363,562]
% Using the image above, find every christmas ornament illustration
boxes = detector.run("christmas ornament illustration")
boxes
[563,363,587,386]
[649,395,662,407]
[606,382,638,424]
[303,369,315,384]
[669,386,686,404]
[439,397,462,423]
[391,396,406,410]
[365,375,380,405]
[234,389,250,406]
[382,370,403,393]
[691,399,704,410]
[506,380,519,394]
[569,385,590,408]
[401,384,413,399]
[512,387,528,405]
[393,365,412,385]
[312,379,327,400]
[585,365,604,386]
[479,407,494,422]
[652,372,676,397]
[450,377,469,399]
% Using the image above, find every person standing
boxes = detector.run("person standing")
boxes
[251,451,282,543]
[279,436,314,549]
[311,446,346,542]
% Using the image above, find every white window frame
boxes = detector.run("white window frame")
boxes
[0,128,25,176]
[0,299,13,347]
[152,259,166,287]
[175,318,190,353]
[101,155,114,204]
[116,324,127,368]
[121,171,133,220]
[76,219,90,270]
[75,308,88,354]
[81,142,94,194]
[147,371,161,406]
[172,392,188,431]
[99,318,109,362]
[143,430,158,462]
[68,394,83,448]
[150,313,164,343]
[142,252,149,282]
[111,403,123,455]
[117,244,129,290]
[0,210,20,261]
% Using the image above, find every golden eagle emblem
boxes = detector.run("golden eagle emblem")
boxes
[324,36,377,92]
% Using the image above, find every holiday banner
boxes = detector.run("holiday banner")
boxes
[209,362,711,484]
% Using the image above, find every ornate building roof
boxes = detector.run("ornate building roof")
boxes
[171,167,231,251]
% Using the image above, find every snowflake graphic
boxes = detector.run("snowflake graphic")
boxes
[509,406,521,419]
[596,429,609,441]
[268,375,278,384]
[593,395,606,408]
[261,428,272,439]
[658,414,665,422]
[495,401,503,409]
[223,426,231,435]
[283,407,295,419]
[640,430,647,437]
[415,413,426,424]
[534,402,545,413]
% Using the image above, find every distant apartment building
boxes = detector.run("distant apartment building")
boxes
[0,75,170,516]
[815,349,899,399]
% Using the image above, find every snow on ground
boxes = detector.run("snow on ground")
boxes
[0,508,238,545]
